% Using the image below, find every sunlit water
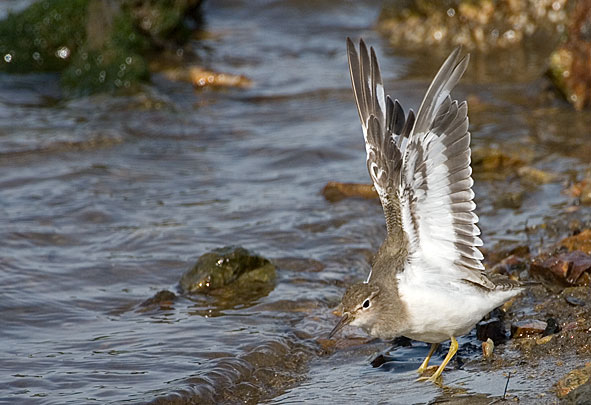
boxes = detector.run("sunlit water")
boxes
[2,0,590,403]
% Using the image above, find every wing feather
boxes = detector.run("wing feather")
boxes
[346,39,492,289]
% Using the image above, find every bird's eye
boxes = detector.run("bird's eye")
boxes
[362,299,370,309]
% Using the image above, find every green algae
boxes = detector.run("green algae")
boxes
[0,0,88,73]
[0,0,202,96]
[180,246,277,294]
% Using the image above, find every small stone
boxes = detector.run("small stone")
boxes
[140,289,176,308]
[482,338,494,359]
[511,320,548,338]
[543,318,562,336]
[536,335,554,345]
[562,286,589,307]
[371,354,394,368]
[565,295,586,306]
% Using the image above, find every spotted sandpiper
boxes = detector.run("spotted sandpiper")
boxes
[329,38,523,383]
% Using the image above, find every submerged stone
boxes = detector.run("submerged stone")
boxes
[158,65,253,89]
[322,181,378,202]
[140,289,177,310]
[179,246,276,294]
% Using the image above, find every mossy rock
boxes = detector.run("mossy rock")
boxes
[180,246,276,294]
[0,0,202,96]
[0,0,88,72]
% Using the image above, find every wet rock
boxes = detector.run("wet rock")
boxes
[481,338,494,359]
[543,317,562,336]
[0,0,203,96]
[547,1,591,110]
[511,319,547,338]
[158,65,253,89]
[180,246,276,294]
[555,363,591,398]
[140,289,177,310]
[565,295,586,306]
[536,334,554,345]
[476,317,507,344]
[370,353,394,368]
[562,286,590,307]
[189,67,252,89]
[322,182,377,202]
[560,229,591,254]
[377,0,567,51]
[530,250,591,286]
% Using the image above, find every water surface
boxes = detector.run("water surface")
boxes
[2,0,590,403]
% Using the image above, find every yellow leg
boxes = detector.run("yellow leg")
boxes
[417,343,439,374]
[426,336,458,383]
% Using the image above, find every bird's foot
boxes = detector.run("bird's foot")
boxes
[416,365,439,375]
[416,374,443,385]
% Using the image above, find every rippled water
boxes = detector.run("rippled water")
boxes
[2,0,591,403]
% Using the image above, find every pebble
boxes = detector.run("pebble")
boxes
[482,338,494,359]
[511,320,547,338]
[543,317,561,336]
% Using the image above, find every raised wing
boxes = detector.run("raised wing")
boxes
[346,38,415,236]
[346,39,492,289]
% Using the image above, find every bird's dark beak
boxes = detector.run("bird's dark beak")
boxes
[328,312,350,339]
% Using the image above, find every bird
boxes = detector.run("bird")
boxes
[329,38,524,383]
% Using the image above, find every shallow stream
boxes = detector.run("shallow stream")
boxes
[2,1,591,403]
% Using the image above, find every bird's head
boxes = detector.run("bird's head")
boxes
[329,282,381,338]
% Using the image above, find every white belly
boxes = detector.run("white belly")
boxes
[397,274,520,343]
